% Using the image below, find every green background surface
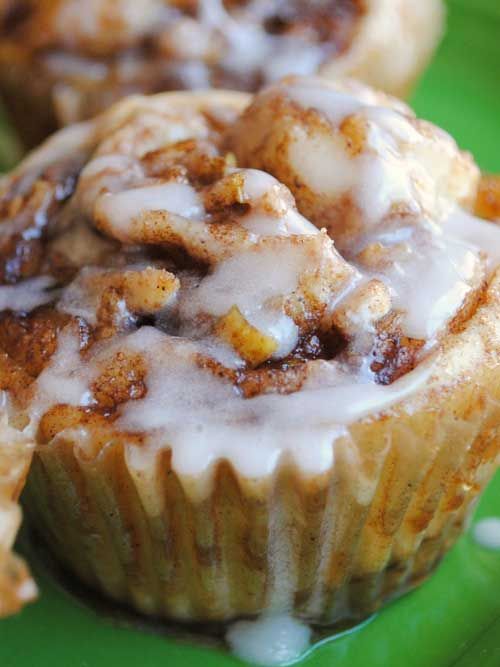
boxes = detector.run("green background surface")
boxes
[1,0,500,665]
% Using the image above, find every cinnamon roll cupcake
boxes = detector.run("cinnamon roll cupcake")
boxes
[0,79,498,625]
[0,0,443,148]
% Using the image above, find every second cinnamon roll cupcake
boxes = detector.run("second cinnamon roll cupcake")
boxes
[0,0,444,148]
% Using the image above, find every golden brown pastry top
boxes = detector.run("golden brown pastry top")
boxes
[0,78,498,479]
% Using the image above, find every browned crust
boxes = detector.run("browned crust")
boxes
[475,174,500,223]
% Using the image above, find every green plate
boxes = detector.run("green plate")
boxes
[1,0,500,664]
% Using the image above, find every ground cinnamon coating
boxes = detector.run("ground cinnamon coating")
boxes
[370,330,426,385]
[91,351,147,412]
[0,308,70,378]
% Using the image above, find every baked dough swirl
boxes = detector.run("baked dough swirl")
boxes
[0,78,498,622]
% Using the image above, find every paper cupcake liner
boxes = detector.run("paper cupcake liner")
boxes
[23,359,500,624]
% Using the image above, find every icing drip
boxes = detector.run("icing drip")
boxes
[18,122,93,177]
[472,518,500,550]
[361,226,484,340]
[232,76,492,342]
[32,328,96,422]
[0,277,57,312]
[281,78,479,225]
[226,614,312,666]
[179,242,311,357]
[236,169,318,237]
[442,208,500,270]
[32,326,433,478]
[95,182,205,239]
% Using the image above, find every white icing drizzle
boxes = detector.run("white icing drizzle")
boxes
[389,206,500,339]
[472,518,500,550]
[239,77,496,341]
[31,326,433,478]
[57,267,128,326]
[17,122,93,178]
[237,169,318,237]
[95,182,205,239]
[282,77,479,226]
[31,328,96,423]
[179,242,310,357]
[198,0,327,84]
[442,208,500,270]
[0,277,57,312]
[79,153,139,181]
[226,614,312,666]
[363,226,484,340]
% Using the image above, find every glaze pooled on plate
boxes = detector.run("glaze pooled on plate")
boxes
[226,614,312,666]
[472,518,500,550]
